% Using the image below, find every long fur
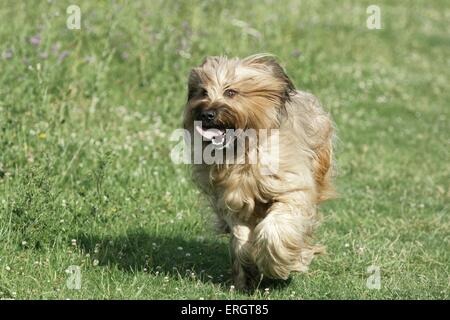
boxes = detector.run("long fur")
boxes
[183,54,335,289]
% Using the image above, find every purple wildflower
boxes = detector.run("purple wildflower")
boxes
[58,50,70,63]
[291,49,302,58]
[30,35,41,46]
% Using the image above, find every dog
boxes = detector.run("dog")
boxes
[183,54,335,289]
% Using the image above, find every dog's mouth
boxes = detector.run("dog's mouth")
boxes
[195,125,237,149]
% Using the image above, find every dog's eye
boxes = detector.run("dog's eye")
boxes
[200,88,208,98]
[224,89,238,98]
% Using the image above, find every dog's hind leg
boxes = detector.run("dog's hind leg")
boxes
[229,223,259,290]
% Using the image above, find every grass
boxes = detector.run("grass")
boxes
[0,0,448,299]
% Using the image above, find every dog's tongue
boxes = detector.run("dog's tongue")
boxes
[195,125,225,141]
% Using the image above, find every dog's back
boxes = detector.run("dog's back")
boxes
[284,91,336,202]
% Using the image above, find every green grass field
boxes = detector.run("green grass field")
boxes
[0,0,448,299]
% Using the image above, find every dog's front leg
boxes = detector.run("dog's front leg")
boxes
[252,192,323,280]
[228,222,259,290]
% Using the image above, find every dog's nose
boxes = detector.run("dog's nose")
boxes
[200,109,216,125]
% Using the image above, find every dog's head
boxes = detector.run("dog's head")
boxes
[183,54,295,144]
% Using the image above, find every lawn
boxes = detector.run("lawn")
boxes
[0,0,448,299]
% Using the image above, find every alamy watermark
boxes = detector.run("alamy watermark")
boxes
[366,5,382,30]
[170,122,280,175]
[66,5,81,30]
[66,265,82,290]
[366,265,381,289]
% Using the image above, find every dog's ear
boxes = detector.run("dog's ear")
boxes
[200,56,220,67]
[187,57,221,100]
[244,54,296,101]
[187,68,201,101]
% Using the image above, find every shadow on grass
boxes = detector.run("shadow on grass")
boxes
[76,229,291,290]
[76,229,229,283]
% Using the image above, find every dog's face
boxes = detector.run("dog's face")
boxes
[183,54,295,143]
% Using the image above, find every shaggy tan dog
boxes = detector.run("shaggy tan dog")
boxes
[183,54,335,289]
